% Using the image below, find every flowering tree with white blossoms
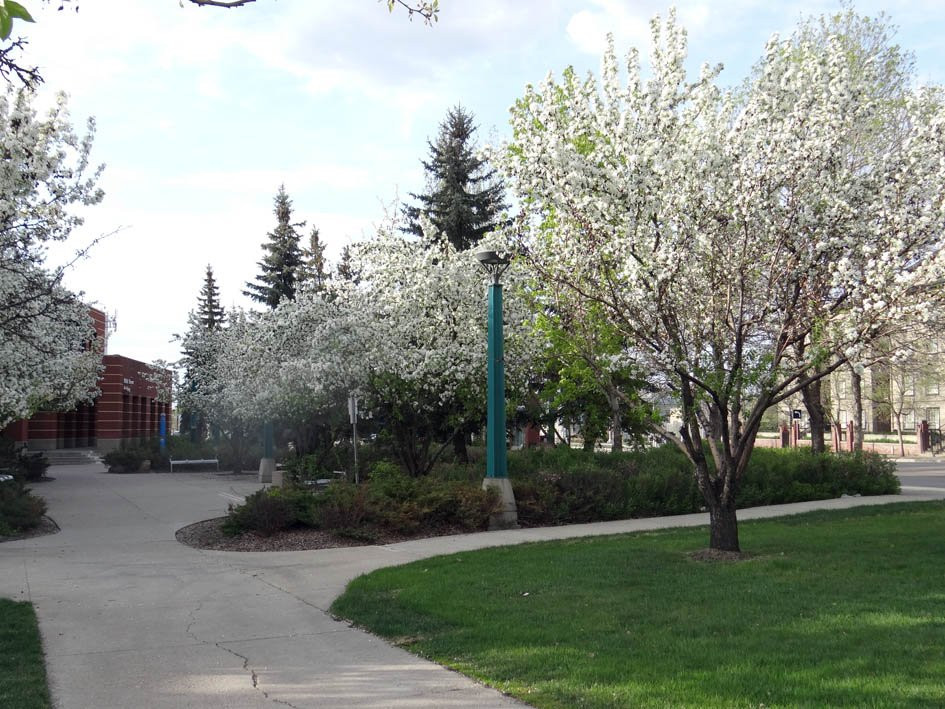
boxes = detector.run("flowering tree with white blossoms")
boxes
[196,292,371,470]
[492,11,945,551]
[0,88,104,428]
[341,218,537,475]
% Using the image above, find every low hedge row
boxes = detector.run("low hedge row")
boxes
[511,446,899,526]
[224,446,899,537]
[224,462,499,540]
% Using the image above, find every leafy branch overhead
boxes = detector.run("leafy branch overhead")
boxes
[0,0,440,87]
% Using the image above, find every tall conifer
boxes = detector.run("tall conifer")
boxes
[300,225,329,293]
[243,185,305,309]
[402,105,507,251]
[197,264,225,330]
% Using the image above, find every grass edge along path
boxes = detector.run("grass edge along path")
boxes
[0,599,52,709]
[333,501,945,708]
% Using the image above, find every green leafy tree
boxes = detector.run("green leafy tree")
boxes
[402,105,506,251]
[535,299,658,452]
[243,185,304,310]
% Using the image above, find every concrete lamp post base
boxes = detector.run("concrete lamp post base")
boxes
[482,477,518,530]
[258,457,276,484]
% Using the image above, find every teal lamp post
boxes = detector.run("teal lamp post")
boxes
[476,250,518,529]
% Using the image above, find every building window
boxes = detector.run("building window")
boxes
[838,409,848,425]
[927,408,941,429]
[903,409,916,431]
[927,381,940,396]
[904,376,915,397]
[837,377,847,398]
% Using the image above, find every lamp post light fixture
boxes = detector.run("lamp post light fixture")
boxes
[475,250,518,529]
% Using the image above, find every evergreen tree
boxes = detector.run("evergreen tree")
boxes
[402,105,507,251]
[197,264,225,330]
[243,185,305,309]
[300,225,329,293]
[335,244,360,284]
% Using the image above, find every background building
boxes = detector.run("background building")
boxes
[2,307,171,453]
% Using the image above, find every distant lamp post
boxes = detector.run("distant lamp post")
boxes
[259,420,276,484]
[476,250,518,529]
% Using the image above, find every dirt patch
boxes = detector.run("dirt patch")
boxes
[688,548,756,563]
[176,517,473,552]
[0,516,60,543]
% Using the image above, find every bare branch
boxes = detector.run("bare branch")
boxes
[0,37,41,88]
[185,0,257,7]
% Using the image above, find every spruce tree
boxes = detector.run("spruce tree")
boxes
[335,244,360,284]
[243,185,305,309]
[300,225,329,293]
[197,264,226,330]
[402,105,507,251]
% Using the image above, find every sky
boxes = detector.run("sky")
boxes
[18,0,945,365]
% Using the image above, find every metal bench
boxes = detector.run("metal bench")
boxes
[169,458,219,472]
[301,470,348,489]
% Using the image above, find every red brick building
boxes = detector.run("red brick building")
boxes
[2,307,171,453]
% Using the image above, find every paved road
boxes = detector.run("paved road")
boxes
[2,461,943,708]
[897,458,945,495]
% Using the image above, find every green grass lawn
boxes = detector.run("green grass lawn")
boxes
[0,600,51,709]
[332,502,945,708]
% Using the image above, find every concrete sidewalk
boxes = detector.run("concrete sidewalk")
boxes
[1,463,942,708]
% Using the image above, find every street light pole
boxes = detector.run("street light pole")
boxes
[259,420,276,484]
[476,250,518,529]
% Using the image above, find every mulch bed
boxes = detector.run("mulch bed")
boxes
[0,516,60,543]
[176,517,474,552]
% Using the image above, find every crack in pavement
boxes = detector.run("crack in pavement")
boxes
[184,600,303,708]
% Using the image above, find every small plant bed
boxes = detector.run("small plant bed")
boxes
[0,599,52,709]
[178,462,501,551]
[333,501,945,708]
[176,516,477,552]
[0,516,59,543]
[0,480,50,539]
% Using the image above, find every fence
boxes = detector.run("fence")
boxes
[754,420,938,456]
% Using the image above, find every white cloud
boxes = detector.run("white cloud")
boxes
[566,1,655,56]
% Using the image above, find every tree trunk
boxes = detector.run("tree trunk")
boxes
[801,378,827,454]
[708,500,740,552]
[610,394,623,453]
[850,367,864,452]
[895,414,905,458]
[452,429,469,463]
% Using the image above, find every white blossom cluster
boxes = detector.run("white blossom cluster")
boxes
[184,217,537,435]
[0,88,105,428]
[490,11,945,474]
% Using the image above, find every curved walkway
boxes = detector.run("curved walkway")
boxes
[1,461,943,708]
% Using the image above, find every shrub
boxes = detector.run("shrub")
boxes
[304,484,371,530]
[103,440,171,473]
[0,481,46,535]
[0,439,49,482]
[626,468,701,517]
[18,452,49,482]
[222,467,499,539]
[222,488,298,536]
[510,444,902,527]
